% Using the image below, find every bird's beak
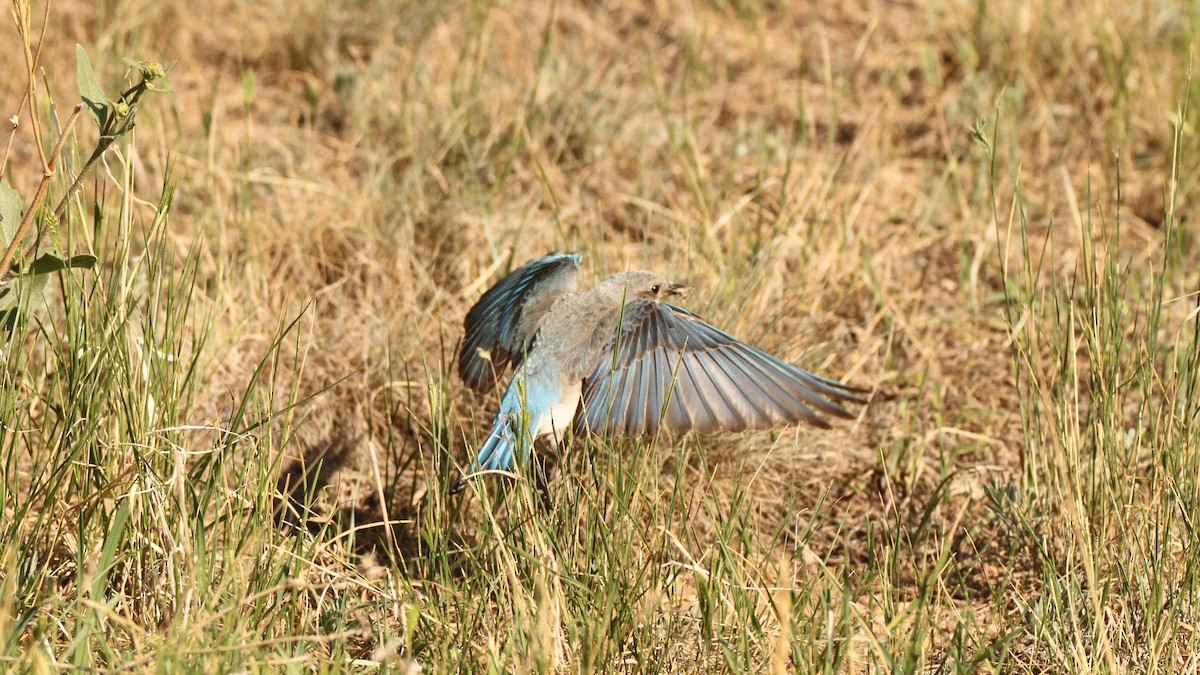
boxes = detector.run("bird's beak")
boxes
[668,283,691,297]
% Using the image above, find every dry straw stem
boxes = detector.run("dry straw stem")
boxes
[0,0,1197,671]
[1,0,52,175]
[0,0,59,286]
[0,102,83,286]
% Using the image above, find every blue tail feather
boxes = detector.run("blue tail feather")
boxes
[449,409,540,494]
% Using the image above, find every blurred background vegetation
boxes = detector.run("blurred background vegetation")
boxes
[1,0,1198,671]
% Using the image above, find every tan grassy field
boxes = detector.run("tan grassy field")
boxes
[1,0,1198,671]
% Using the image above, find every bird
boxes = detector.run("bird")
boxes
[451,252,865,494]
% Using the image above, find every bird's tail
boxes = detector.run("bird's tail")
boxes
[449,411,535,494]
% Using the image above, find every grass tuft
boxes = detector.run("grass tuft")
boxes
[1,0,1198,671]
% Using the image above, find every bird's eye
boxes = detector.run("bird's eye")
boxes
[651,284,661,294]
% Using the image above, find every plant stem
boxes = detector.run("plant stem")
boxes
[0,103,84,287]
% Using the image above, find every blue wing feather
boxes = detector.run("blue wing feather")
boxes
[459,252,582,391]
[576,301,865,437]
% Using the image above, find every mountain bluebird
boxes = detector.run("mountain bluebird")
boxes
[451,253,864,493]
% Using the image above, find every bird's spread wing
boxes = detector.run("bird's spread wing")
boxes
[576,301,866,437]
[460,252,583,391]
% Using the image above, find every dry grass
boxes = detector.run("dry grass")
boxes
[1,0,1198,671]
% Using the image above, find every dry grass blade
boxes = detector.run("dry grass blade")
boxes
[0,0,1197,672]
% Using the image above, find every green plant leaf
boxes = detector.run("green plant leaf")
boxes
[0,273,48,309]
[0,180,20,246]
[0,272,50,332]
[25,253,98,276]
[92,498,131,602]
[0,254,97,332]
[75,44,108,127]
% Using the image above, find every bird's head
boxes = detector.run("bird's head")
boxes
[617,270,690,301]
